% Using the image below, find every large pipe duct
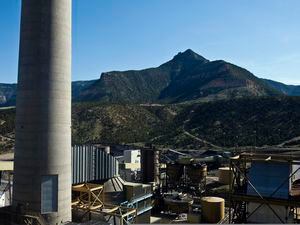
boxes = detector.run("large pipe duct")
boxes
[13,0,72,224]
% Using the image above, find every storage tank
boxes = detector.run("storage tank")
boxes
[201,197,225,223]
[186,163,207,184]
[218,167,233,185]
[166,162,184,181]
[164,193,193,214]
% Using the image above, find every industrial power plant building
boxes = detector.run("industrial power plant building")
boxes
[1,0,300,225]
[0,146,153,224]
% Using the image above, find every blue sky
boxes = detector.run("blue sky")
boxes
[1,0,300,84]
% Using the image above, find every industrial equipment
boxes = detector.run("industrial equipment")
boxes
[229,153,300,223]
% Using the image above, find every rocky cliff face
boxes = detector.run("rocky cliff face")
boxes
[73,49,280,103]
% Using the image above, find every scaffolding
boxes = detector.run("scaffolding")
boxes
[228,153,300,223]
[72,183,104,211]
[72,183,137,225]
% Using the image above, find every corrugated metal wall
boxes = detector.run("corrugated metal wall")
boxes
[72,145,119,184]
[247,161,290,199]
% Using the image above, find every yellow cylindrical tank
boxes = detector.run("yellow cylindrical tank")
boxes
[201,197,225,223]
[218,167,233,185]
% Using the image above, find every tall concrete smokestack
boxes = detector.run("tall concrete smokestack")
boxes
[13,0,72,224]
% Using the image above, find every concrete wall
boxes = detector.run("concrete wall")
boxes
[13,0,72,224]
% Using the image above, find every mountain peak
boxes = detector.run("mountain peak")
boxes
[172,49,209,63]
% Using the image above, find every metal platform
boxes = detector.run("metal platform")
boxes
[228,152,300,223]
